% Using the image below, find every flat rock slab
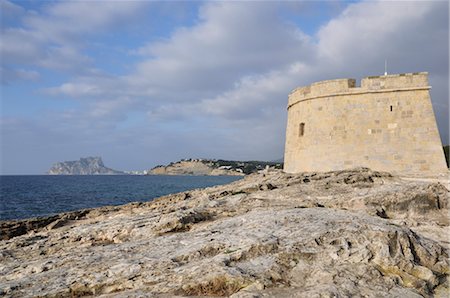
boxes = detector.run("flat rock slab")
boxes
[0,168,449,297]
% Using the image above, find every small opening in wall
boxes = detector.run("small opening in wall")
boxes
[299,122,305,137]
[390,105,393,112]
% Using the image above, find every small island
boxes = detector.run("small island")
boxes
[47,157,124,175]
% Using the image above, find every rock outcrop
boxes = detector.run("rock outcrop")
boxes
[1,168,449,297]
[47,157,123,175]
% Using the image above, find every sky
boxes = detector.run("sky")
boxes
[1,0,449,174]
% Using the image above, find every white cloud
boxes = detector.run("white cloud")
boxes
[317,2,429,61]
[200,63,308,119]
[126,1,313,98]
[316,1,448,76]
[42,74,133,98]
[0,28,43,65]
[1,0,150,82]
[45,82,102,98]
[38,46,94,72]
[43,1,316,118]
[0,0,24,20]
[1,0,448,173]
[0,66,39,85]
[22,1,148,44]
[51,3,449,100]
[42,1,449,141]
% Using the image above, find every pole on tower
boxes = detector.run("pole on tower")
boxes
[384,59,388,76]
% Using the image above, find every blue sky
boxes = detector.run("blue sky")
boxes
[1,0,449,174]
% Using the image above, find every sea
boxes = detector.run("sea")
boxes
[0,175,243,221]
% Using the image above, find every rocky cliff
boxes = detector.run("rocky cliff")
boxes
[1,168,449,297]
[47,157,123,175]
[149,159,282,176]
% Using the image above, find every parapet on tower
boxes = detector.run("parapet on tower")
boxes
[284,72,447,174]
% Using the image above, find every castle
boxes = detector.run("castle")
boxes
[284,72,448,174]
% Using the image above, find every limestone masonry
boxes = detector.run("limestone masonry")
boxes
[284,72,447,174]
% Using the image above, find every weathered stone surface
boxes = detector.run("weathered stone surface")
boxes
[0,168,448,297]
[285,72,448,175]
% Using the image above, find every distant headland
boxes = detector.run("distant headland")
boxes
[149,158,283,176]
[47,157,283,176]
[47,157,124,175]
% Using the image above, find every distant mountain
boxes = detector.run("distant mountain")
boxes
[47,157,124,175]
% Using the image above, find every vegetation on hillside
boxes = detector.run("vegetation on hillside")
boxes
[160,158,283,175]
[209,159,283,175]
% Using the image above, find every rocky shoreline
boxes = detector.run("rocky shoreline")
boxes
[0,168,449,297]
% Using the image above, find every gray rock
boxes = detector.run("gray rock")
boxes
[0,168,449,297]
[47,156,123,175]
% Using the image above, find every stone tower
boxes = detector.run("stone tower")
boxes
[284,72,447,174]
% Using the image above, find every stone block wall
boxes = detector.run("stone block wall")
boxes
[284,72,448,175]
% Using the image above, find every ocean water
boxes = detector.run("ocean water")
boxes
[0,175,242,221]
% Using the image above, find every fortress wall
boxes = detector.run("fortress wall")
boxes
[361,72,429,90]
[284,72,447,174]
[310,78,356,95]
[289,79,356,105]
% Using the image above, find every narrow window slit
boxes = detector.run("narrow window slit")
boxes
[299,123,305,137]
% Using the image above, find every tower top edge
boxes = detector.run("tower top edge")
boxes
[289,72,429,100]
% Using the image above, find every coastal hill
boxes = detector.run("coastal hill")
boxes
[149,158,282,176]
[1,168,448,296]
[47,157,123,175]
